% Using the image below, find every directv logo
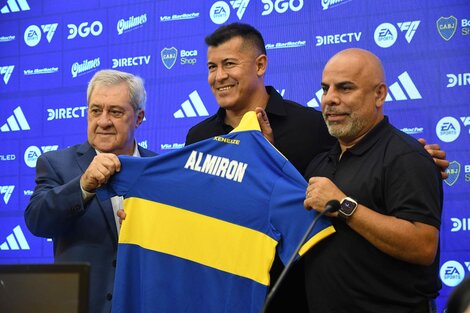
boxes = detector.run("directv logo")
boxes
[385,71,422,101]
[0,225,30,250]
[0,185,14,204]
[1,0,30,14]
[174,91,209,118]
[1,106,31,132]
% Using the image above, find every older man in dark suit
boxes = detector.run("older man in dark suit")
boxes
[24,69,157,313]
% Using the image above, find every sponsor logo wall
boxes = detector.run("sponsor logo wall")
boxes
[0,0,469,311]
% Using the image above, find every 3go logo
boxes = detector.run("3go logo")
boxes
[67,21,103,39]
[261,0,304,15]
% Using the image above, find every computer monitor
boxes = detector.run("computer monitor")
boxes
[0,263,89,313]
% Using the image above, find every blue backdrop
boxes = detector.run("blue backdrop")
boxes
[1,0,469,311]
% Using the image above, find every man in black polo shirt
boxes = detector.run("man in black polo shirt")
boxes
[303,48,442,313]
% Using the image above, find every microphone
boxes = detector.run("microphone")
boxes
[261,199,341,313]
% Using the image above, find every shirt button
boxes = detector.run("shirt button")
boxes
[106,293,112,301]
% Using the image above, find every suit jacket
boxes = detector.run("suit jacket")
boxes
[24,141,157,313]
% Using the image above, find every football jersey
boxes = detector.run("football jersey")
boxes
[97,111,335,313]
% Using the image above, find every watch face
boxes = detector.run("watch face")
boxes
[342,200,356,211]
[341,198,357,216]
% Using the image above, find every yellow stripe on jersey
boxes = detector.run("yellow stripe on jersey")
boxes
[299,226,336,256]
[120,197,277,286]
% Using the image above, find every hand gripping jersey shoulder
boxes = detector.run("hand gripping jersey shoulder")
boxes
[98,111,335,313]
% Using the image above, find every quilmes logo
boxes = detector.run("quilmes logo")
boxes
[24,145,59,168]
[161,47,178,69]
[0,225,30,251]
[0,65,14,84]
[71,57,100,78]
[437,16,457,41]
[447,72,470,87]
[24,23,58,47]
[436,117,461,143]
[451,217,470,232]
[445,161,461,186]
[261,0,304,15]
[321,0,350,10]
[0,185,14,204]
[117,13,147,35]
[374,21,420,48]
[174,90,209,118]
[67,21,103,39]
[385,71,422,102]
[440,260,466,287]
[1,0,30,14]
[1,106,30,132]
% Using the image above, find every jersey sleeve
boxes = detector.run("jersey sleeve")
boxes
[269,161,335,265]
[96,155,147,201]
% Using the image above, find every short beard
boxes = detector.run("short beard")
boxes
[325,113,364,140]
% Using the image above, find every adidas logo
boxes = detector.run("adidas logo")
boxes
[0,65,14,84]
[386,71,422,101]
[1,0,30,14]
[308,71,421,107]
[307,89,324,108]
[0,185,14,204]
[1,106,31,132]
[0,225,30,250]
[173,90,209,118]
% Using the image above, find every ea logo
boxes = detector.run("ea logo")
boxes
[24,25,42,47]
[436,116,461,143]
[440,260,465,287]
[24,146,41,168]
[374,23,397,48]
[210,1,230,24]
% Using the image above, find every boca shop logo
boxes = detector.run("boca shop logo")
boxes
[161,47,177,70]
[437,16,457,41]
[445,161,461,186]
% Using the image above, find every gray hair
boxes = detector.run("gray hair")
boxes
[87,69,147,111]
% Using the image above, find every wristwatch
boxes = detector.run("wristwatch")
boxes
[338,197,358,221]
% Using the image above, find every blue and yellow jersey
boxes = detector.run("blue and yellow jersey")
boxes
[98,111,335,313]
